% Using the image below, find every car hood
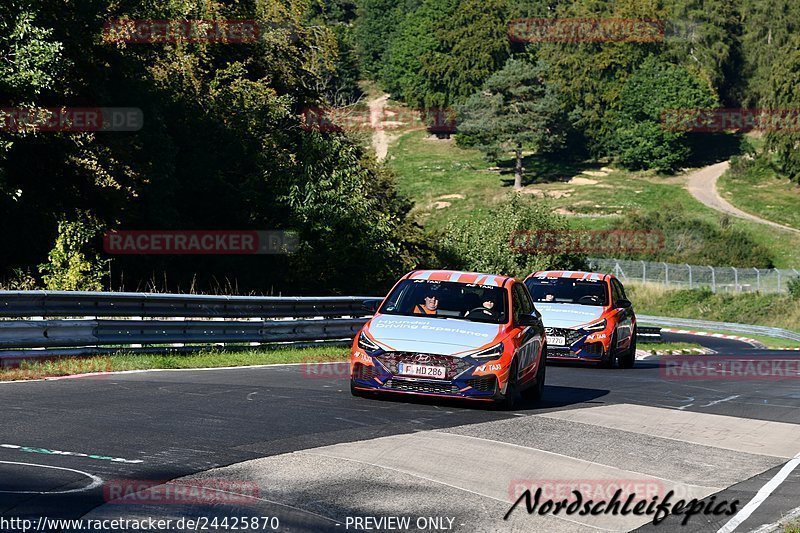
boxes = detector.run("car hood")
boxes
[535,303,605,329]
[366,314,501,356]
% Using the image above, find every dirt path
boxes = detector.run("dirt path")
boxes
[686,161,800,234]
[369,93,391,161]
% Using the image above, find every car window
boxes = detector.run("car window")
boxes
[511,283,533,323]
[516,283,533,315]
[615,279,628,300]
[610,279,623,304]
[525,277,609,306]
[378,279,509,323]
[511,284,523,323]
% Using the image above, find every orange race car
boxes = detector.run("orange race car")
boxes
[350,270,547,408]
[524,271,637,368]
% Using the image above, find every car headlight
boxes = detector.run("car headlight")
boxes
[584,319,606,332]
[357,331,380,352]
[472,342,504,360]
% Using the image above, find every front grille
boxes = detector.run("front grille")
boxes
[545,328,585,346]
[583,342,603,355]
[384,379,460,394]
[466,375,496,392]
[376,352,473,379]
[352,363,378,381]
[547,348,577,358]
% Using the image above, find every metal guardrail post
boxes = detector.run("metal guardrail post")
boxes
[641,261,646,284]
[663,262,669,288]
[755,268,760,291]
[687,264,692,290]
[732,267,738,292]
[710,266,716,293]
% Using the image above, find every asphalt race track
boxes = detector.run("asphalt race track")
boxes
[1,333,799,533]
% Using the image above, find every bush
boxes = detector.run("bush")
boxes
[439,195,585,279]
[612,57,718,172]
[39,217,108,291]
[609,207,775,268]
[788,277,800,300]
[0,268,38,290]
[614,121,689,171]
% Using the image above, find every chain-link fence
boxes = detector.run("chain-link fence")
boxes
[587,258,800,294]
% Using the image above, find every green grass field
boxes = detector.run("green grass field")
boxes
[626,284,800,347]
[640,342,704,354]
[387,130,800,266]
[0,346,350,381]
[718,161,800,231]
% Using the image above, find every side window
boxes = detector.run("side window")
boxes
[610,279,622,305]
[512,283,532,321]
[615,279,628,300]
[518,284,533,315]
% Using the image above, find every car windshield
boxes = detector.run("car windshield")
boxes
[378,279,508,324]
[525,277,608,306]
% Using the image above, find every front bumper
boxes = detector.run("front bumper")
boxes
[545,327,607,363]
[350,351,502,400]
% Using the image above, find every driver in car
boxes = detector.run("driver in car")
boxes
[413,292,439,315]
[465,297,499,319]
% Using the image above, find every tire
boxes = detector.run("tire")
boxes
[619,328,636,369]
[524,344,547,401]
[599,332,616,368]
[350,380,367,397]
[498,359,521,410]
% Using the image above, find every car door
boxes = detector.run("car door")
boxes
[512,283,543,385]
[611,278,634,350]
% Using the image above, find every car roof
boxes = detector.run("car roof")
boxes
[525,270,612,282]
[404,270,516,288]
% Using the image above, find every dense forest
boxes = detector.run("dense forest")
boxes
[1,0,798,294]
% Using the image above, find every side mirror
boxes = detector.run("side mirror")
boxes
[616,298,632,309]
[517,314,540,327]
[361,299,381,313]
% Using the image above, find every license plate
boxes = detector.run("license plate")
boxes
[547,335,566,346]
[398,363,446,379]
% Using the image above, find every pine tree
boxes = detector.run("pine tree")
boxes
[457,58,567,189]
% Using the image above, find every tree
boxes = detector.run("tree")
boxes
[457,58,567,189]
[419,0,510,107]
[612,56,718,171]
[527,0,667,157]
[380,0,509,110]
[663,0,743,105]
[762,34,800,184]
[354,0,420,77]
[380,0,458,107]
[740,0,800,106]
[0,0,428,294]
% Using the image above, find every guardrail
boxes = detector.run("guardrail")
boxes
[0,291,372,364]
[636,326,663,343]
[637,315,800,342]
[1,292,794,366]
[0,290,373,318]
